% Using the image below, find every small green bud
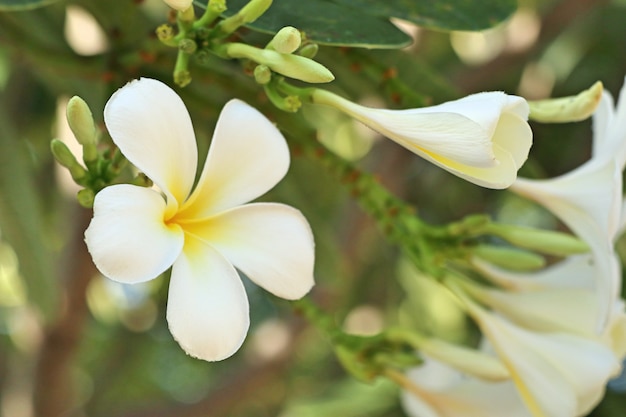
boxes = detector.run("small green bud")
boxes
[77,188,95,208]
[253,64,272,84]
[298,43,319,59]
[208,0,226,14]
[268,26,301,54]
[472,245,545,271]
[174,70,192,87]
[156,24,175,43]
[485,224,589,256]
[226,43,334,83]
[285,95,302,112]
[218,0,272,35]
[51,139,87,182]
[179,38,197,55]
[529,81,603,123]
[66,96,98,162]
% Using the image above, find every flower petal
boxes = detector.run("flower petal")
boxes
[470,306,620,417]
[104,78,198,212]
[179,99,290,218]
[167,238,249,361]
[187,203,315,300]
[472,254,596,291]
[402,357,529,417]
[85,184,184,283]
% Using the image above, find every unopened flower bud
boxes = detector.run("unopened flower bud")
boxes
[298,43,319,59]
[268,26,301,54]
[484,224,589,256]
[66,96,98,162]
[179,38,197,54]
[208,0,226,14]
[226,43,334,83]
[472,245,545,271]
[51,139,87,182]
[253,64,272,84]
[77,188,95,208]
[67,97,95,144]
[418,337,510,381]
[529,81,603,123]
[156,24,175,43]
[218,0,272,35]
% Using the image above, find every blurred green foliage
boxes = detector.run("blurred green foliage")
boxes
[0,0,625,416]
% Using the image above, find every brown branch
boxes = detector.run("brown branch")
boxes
[32,206,96,417]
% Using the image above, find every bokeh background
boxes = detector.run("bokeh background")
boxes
[1,0,626,416]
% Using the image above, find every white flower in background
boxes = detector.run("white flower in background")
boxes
[311,89,532,189]
[401,356,530,417]
[510,79,626,327]
[466,301,620,417]
[162,0,192,11]
[85,78,315,361]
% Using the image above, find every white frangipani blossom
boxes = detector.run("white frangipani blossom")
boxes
[465,300,620,417]
[85,78,315,361]
[311,89,532,189]
[510,80,626,328]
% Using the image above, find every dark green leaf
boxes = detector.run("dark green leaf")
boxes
[209,0,414,49]
[332,0,517,32]
[198,0,516,48]
[0,0,61,11]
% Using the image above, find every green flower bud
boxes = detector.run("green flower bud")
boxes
[226,43,334,83]
[253,64,272,84]
[50,139,87,182]
[179,38,197,55]
[66,96,98,162]
[484,224,589,256]
[156,24,175,43]
[298,43,319,59]
[77,188,95,208]
[208,0,226,14]
[529,81,603,123]
[218,0,272,35]
[472,245,545,271]
[268,26,301,54]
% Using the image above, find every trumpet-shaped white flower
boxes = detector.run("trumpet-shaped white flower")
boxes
[510,87,624,327]
[466,301,620,417]
[85,78,315,361]
[311,89,532,189]
[401,356,529,417]
[592,77,626,170]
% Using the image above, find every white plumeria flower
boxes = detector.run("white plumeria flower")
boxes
[85,78,315,361]
[162,0,192,11]
[510,86,624,328]
[311,89,532,189]
[472,253,626,375]
[591,77,626,171]
[465,301,620,417]
[401,356,530,417]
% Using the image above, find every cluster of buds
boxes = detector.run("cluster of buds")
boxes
[51,97,150,207]
[157,0,333,90]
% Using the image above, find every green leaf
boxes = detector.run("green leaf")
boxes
[199,0,516,48]
[0,0,61,11]
[332,0,518,32]
[211,0,413,49]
